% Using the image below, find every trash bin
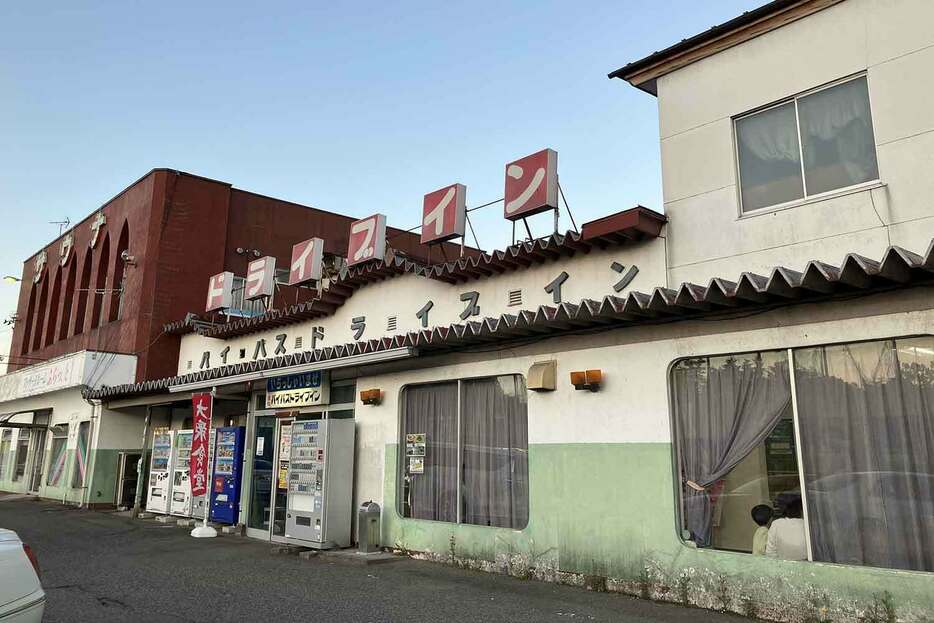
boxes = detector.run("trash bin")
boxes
[357,501,381,554]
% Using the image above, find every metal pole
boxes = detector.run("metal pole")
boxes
[131,405,152,518]
[191,388,217,537]
[786,348,813,561]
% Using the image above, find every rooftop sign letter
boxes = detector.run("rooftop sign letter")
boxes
[347,214,387,267]
[504,148,558,221]
[288,237,324,286]
[421,184,466,244]
[205,271,234,312]
[245,256,276,301]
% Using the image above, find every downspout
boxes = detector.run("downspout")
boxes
[131,404,152,518]
[81,395,103,508]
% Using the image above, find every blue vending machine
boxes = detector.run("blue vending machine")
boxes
[210,426,245,525]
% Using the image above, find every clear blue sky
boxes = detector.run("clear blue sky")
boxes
[0,0,762,364]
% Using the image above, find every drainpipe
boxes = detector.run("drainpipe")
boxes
[81,400,102,509]
[131,405,152,518]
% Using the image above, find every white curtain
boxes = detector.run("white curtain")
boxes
[461,376,529,529]
[794,338,934,571]
[672,352,792,546]
[402,382,458,523]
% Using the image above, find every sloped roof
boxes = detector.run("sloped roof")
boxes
[87,239,934,401]
[165,206,667,339]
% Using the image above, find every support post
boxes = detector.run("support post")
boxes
[131,404,152,519]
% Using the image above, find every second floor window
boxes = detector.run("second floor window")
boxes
[735,75,879,213]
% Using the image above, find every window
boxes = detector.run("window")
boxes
[735,76,879,213]
[71,421,90,488]
[0,430,11,480]
[13,430,31,481]
[671,336,934,573]
[399,375,529,529]
[46,425,68,487]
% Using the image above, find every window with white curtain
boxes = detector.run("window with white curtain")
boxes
[671,336,934,573]
[735,75,879,213]
[399,375,529,529]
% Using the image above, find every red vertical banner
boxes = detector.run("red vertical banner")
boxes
[189,392,213,497]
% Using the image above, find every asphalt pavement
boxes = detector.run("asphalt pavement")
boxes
[0,496,745,623]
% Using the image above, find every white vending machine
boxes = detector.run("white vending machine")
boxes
[284,419,355,549]
[146,430,176,514]
[170,429,215,518]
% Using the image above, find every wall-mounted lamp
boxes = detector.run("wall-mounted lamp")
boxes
[3,275,21,284]
[235,247,262,258]
[570,369,603,392]
[360,388,382,405]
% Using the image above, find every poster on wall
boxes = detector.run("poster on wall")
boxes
[406,433,426,473]
[408,456,424,474]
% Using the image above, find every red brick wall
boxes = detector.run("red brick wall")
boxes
[10,169,472,383]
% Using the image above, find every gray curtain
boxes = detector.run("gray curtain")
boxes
[461,376,529,529]
[672,351,792,546]
[794,338,934,571]
[402,382,458,522]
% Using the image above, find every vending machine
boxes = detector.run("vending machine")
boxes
[146,429,175,514]
[284,419,355,549]
[170,429,216,517]
[210,426,245,525]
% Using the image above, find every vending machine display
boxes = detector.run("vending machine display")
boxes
[146,430,176,514]
[210,426,245,525]
[169,430,214,518]
[284,419,354,548]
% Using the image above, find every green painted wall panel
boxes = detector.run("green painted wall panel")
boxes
[383,442,934,622]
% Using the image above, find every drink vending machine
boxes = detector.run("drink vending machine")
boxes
[285,419,355,549]
[170,430,215,517]
[146,430,176,514]
[210,426,245,525]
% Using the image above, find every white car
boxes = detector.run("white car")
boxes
[0,529,44,622]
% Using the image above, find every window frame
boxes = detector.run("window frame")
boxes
[396,374,530,530]
[667,332,934,573]
[732,72,880,217]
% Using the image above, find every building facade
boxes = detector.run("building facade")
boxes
[82,2,934,621]
[0,168,455,505]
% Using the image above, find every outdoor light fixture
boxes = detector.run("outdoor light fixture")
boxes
[360,388,382,405]
[3,275,21,284]
[570,369,603,392]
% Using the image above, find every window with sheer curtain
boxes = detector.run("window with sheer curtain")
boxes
[399,375,529,529]
[671,336,934,573]
[735,75,879,213]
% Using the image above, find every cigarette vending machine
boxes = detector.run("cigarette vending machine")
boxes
[169,430,214,517]
[146,430,175,514]
[210,426,245,525]
[285,419,355,549]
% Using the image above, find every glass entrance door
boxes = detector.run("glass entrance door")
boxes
[246,416,276,538]
[270,418,293,543]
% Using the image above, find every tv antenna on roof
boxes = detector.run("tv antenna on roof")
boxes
[50,217,70,236]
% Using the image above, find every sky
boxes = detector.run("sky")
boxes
[0,0,762,369]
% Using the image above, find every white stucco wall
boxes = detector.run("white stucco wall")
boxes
[655,0,934,286]
[179,240,667,374]
[349,287,932,514]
